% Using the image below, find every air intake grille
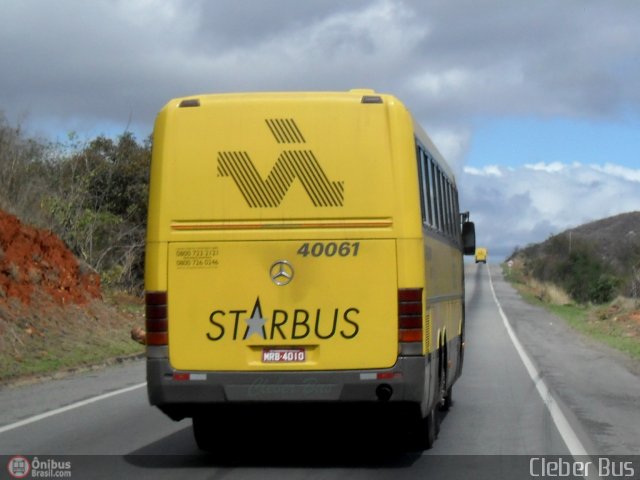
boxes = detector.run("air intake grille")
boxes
[424,311,432,352]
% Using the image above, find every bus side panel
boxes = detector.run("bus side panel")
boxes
[424,229,465,405]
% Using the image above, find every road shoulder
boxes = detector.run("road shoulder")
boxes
[490,264,640,455]
[0,358,145,429]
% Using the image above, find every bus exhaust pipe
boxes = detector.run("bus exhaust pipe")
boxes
[376,384,393,402]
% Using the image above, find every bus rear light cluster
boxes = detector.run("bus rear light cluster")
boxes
[146,291,168,346]
[398,288,423,354]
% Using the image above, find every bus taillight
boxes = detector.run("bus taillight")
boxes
[398,288,423,355]
[146,291,168,346]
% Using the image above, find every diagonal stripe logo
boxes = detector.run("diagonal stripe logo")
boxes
[217,119,344,208]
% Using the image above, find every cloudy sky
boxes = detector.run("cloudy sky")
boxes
[2,0,639,259]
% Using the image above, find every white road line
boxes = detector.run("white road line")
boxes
[0,382,147,434]
[488,266,590,458]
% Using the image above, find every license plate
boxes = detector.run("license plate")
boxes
[262,348,305,363]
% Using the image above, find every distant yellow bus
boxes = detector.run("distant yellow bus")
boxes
[475,247,488,264]
[145,90,475,450]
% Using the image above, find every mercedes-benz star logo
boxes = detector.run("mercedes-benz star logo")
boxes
[270,260,294,286]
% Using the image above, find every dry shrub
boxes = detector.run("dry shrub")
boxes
[529,279,573,305]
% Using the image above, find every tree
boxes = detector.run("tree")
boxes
[45,132,151,291]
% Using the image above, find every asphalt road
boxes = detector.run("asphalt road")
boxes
[1,264,639,479]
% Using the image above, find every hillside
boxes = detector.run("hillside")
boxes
[564,211,640,276]
[510,211,640,302]
[0,209,144,383]
[505,211,640,361]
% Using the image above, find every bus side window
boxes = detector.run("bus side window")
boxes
[424,151,434,226]
[430,160,440,231]
[417,145,428,224]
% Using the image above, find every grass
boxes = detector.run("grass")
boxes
[503,264,640,361]
[2,334,144,380]
[0,290,145,384]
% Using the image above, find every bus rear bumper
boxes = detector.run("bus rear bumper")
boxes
[147,356,429,420]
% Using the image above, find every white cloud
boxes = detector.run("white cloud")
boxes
[426,127,471,174]
[113,0,189,27]
[524,162,566,173]
[461,162,640,259]
[409,68,472,98]
[592,163,640,183]
[198,0,426,93]
[1,0,639,260]
[3,0,640,135]
[464,165,504,177]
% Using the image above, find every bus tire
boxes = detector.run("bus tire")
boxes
[422,406,438,450]
[409,405,438,451]
[440,385,453,411]
[437,343,449,412]
[193,415,227,453]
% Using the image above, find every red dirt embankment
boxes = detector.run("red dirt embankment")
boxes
[0,209,144,383]
[0,210,101,305]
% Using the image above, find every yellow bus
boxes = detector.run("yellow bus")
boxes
[145,90,475,450]
[475,247,488,264]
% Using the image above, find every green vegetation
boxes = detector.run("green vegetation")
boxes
[0,115,149,383]
[519,234,619,304]
[509,212,640,304]
[504,263,640,361]
[0,114,151,292]
[0,293,145,383]
[0,334,143,382]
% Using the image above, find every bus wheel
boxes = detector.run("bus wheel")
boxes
[440,385,453,411]
[422,406,438,450]
[193,415,228,453]
[437,346,449,411]
[410,405,438,451]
